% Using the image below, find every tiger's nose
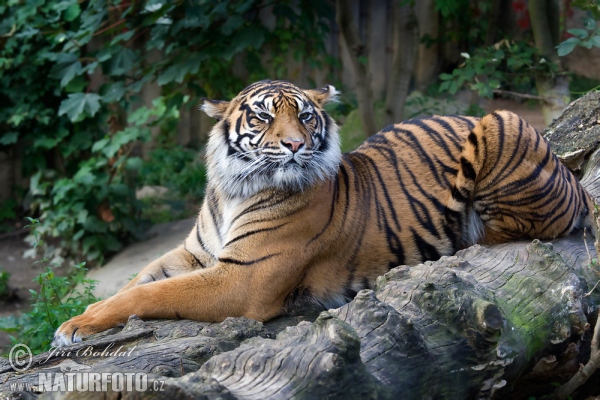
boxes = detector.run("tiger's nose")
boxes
[282,138,305,153]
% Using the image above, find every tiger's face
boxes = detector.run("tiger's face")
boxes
[201,80,341,198]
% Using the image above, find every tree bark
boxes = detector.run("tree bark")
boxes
[529,0,570,125]
[383,0,418,125]
[414,0,439,91]
[336,0,377,136]
[2,93,600,399]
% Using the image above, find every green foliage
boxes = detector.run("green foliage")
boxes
[1,0,331,263]
[137,146,206,224]
[139,146,206,200]
[434,0,490,44]
[569,74,600,97]
[0,198,17,222]
[0,270,10,300]
[557,17,600,56]
[0,219,99,353]
[439,40,557,98]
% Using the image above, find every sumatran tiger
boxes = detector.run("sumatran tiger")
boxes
[53,80,595,346]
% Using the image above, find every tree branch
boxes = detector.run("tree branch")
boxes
[492,89,551,102]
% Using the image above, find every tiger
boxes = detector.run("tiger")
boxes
[52,80,595,346]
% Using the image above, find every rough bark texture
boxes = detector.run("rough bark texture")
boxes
[528,0,570,125]
[543,91,600,175]
[414,0,439,91]
[2,92,600,399]
[336,0,377,136]
[383,1,418,125]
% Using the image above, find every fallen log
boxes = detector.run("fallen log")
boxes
[1,92,600,399]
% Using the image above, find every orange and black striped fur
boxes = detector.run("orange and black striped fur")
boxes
[53,80,595,346]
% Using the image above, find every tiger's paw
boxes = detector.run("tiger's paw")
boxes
[51,300,128,347]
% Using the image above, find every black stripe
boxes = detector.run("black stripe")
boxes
[460,157,477,181]
[218,253,280,266]
[308,176,338,244]
[195,221,211,255]
[223,223,289,248]
[451,187,468,203]
[468,131,478,147]
[411,228,442,261]
[184,242,206,268]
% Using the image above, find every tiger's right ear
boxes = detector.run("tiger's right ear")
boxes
[199,99,229,120]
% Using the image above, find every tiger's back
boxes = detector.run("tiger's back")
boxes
[327,111,594,304]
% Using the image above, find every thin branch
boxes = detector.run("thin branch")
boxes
[492,89,551,102]
[585,280,600,298]
[93,18,127,37]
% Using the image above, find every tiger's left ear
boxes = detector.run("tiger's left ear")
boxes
[303,85,340,107]
[199,99,230,120]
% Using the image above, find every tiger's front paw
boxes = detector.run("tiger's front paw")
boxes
[51,300,128,347]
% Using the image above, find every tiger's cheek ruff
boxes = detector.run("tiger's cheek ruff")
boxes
[206,103,341,199]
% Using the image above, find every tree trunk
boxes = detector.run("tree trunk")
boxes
[383,1,418,125]
[414,0,439,91]
[336,0,377,136]
[2,93,600,399]
[529,0,570,125]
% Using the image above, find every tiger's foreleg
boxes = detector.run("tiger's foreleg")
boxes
[52,254,300,346]
[117,244,208,293]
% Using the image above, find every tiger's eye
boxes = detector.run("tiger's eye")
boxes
[299,112,312,121]
[258,112,271,120]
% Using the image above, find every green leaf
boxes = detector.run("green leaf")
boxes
[568,28,589,39]
[221,15,244,35]
[557,37,580,56]
[157,53,204,85]
[50,58,83,87]
[488,79,500,89]
[0,132,18,145]
[73,166,95,185]
[91,137,110,153]
[223,26,265,60]
[101,82,125,103]
[96,48,113,62]
[58,93,102,121]
[125,157,143,170]
[109,30,135,46]
[590,35,600,48]
[106,47,136,76]
[64,75,87,93]
[63,3,81,22]
[439,73,453,81]
[583,17,596,30]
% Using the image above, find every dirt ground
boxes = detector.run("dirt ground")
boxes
[0,231,45,351]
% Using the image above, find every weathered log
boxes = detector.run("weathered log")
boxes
[2,92,600,399]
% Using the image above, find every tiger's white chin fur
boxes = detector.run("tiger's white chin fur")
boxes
[206,122,342,199]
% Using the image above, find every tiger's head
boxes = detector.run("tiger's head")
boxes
[201,80,341,199]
